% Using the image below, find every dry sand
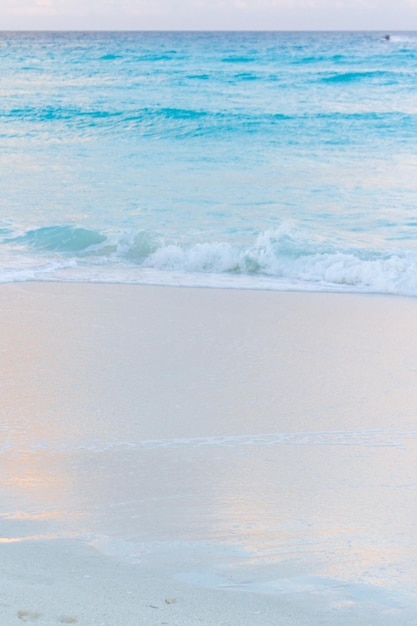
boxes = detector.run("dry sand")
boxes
[1,283,417,624]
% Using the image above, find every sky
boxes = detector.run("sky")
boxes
[1,0,417,31]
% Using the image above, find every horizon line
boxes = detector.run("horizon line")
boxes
[0,28,410,33]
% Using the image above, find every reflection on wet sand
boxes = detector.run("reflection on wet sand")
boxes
[2,431,417,609]
[0,447,85,542]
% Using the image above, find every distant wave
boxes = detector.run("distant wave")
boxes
[321,70,400,83]
[3,222,417,296]
[3,104,415,142]
[221,55,256,63]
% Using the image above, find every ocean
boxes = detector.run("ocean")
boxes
[1,30,417,294]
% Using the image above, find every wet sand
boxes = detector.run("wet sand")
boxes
[1,283,417,624]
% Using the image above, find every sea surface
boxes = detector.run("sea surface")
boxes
[1,30,417,294]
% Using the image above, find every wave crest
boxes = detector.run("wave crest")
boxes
[13,225,106,252]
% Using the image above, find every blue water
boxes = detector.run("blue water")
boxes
[2,30,417,294]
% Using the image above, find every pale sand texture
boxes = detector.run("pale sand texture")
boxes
[1,283,417,624]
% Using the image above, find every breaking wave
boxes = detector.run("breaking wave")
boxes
[2,222,417,296]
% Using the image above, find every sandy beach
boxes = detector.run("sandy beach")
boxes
[2,282,417,624]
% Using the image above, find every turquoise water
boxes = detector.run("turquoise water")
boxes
[2,30,417,293]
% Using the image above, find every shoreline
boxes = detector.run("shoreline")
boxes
[2,282,417,624]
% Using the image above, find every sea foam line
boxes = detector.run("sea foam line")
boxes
[1,428,416,454]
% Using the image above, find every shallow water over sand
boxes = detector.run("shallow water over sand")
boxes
[1,284,417,623]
